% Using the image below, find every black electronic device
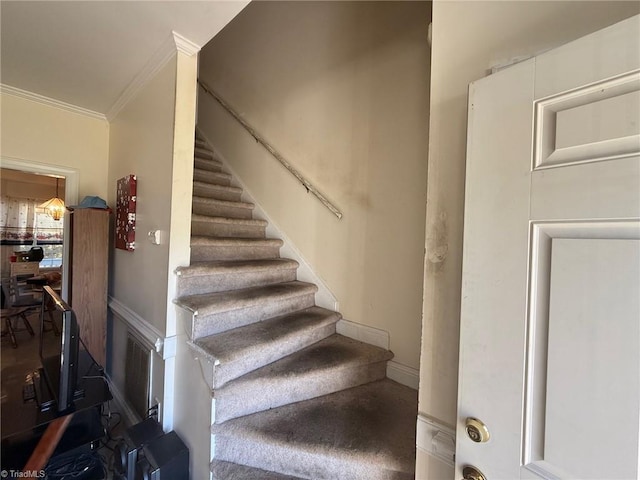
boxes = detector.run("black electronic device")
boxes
[135,430,189,480]
[114,417,165,480]
[37,286,82,413]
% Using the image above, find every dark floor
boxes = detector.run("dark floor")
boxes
[1,309,123,479]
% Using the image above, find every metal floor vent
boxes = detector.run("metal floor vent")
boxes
[125,331,152,419]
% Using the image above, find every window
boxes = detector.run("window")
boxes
[1,196,64,268]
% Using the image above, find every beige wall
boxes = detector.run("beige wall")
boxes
[198,0,431,370]
[0,93,109,199]
[108,57,178,334]
[418,2,640,477]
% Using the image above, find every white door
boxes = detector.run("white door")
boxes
[457,15,640,480]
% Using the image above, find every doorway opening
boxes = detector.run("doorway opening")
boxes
[1,168,66,272]
[0,159,79,301]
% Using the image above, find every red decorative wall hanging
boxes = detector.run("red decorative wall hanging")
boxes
[115,174,137,251]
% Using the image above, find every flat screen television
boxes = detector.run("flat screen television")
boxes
[38,285,81,413]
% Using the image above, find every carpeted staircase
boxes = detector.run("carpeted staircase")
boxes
[174,133,417,479]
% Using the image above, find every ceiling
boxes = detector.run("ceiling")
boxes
[0,1,249,115]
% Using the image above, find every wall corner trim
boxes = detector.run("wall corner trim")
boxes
[0,83,107,121]
[108,296,176,359]
[106,31,200,121]
[416,413,456,467]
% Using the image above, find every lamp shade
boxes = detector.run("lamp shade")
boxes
[38,177,65,220]
[39,196,65,220]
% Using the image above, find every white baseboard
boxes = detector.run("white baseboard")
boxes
[336,318,389,349]
[416,414,456,467]
[336,318,419,390]
[387,361,419,390]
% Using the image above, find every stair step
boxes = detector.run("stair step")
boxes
[195,138,208,149]
[212,379,417,480]
[191,215,267,239]
[194,168,232,186]
[212,334,392,423]
[211,461,305,480]
[190,236,282,262]
[193,181,243,202]
[195,146,215,159]
[195,157,224,173]
[188,306,339,388]
[177,281,317,339]
[176,258,299,296]
[192,197,254,219]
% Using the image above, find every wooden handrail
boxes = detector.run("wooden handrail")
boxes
[23,413,74,473]
[198,80,343,220]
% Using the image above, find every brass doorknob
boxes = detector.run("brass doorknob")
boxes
[465,417,490,443]
[462,465,487,480]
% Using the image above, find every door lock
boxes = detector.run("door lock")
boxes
[465,417,490,443]
[462,465,487,480]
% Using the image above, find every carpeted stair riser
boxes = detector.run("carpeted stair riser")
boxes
[193,181,243,202]
[211,461,305,480]
[191,217,266,239]
[195,157,225,173]
[179,281,318,339]
[190,237,282,262]
[212,380,417,480]
[176,259,299,297]
[194,168,232,186]
[192,197,254,219]
[212,335,392,423]
[188,307,339,389]
[213,360,389,424]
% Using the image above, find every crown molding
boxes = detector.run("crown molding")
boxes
[0,84,107,121]
[106,31,201,121]
[173,31,201,57]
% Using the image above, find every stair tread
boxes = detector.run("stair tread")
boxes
[195,168,231,179]
[193,167,233,185]
[195,158,224,172]
[210,334,392,420]
[213,379,417,480]
[177,258,298,278]
[192,214,267,226]
[190,306,338,366]
[191,236,282,247]
[192,196,254,209]
[177,281,318,317]
[211,460,305,480]
[195,146,215,157]
[193,181,242,194]
[194,152,220,161]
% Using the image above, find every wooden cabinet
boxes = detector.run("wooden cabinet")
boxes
[68,209,109,367]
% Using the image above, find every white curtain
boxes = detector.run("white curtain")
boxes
[0,195,36,244]
[0,195,63,245]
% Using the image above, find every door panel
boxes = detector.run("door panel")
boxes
[458,15,640,479]
[543,238,639,479]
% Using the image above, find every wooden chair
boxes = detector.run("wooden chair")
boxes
[1,278,36,348]
[17,272,61,336]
